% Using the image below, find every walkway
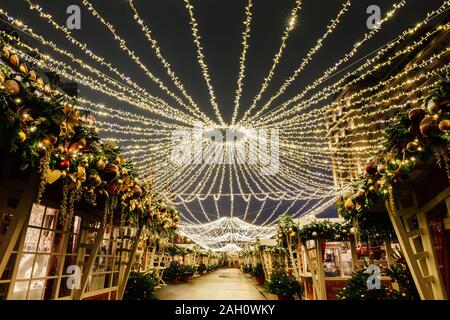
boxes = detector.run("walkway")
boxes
[155,268,276,300]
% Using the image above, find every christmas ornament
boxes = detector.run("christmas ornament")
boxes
[0,72,5,84]
[4,79,20,96]
[365,162,377,175]
[95,188,108,199]
[36,77,44,87]
[2,47,10,59]
[311,231,318,238]
[438,119,450,133]
[408,108,426,123]
[96,159,106,171]
[356,189,365,198]
[420,115,439,137]
[344,198,354,210]
[19,63,28,75]
[103,164,119,181]
[133,185,143,198]
[350,227,357,235]
[18,130,27,143]
[377,164,386,175]
[160,202,168,212]
[406,141,419,153]
[9,54,19,68]
[29,70,37,81]
[36,143,47,156]
[57,159,70,170]
[88,174,102,187]
[426,99,440,114]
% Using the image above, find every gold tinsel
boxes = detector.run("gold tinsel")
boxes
[433,144,450,183]
[60,183,70,224]
[36,154,51,204]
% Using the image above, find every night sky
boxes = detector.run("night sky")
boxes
[0,0,446,224]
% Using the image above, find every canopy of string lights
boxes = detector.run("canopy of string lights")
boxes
[1,0,449,251]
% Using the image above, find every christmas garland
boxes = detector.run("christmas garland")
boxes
[276,214,355,245]
[338,67,450,225]
[0,38,180,234]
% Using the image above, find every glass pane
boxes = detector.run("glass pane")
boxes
[106,257,113,272]
[86,274,107,292]
[43,278,57,300]
[113,257,121,271]
[66,233,79,255]
[28,204,46,227]
[52,232,65,254]
[23,227,41,252]
[73,216,81,235]
[16,254,36,280]
[43,208,58,230]
[112,272,119,286]
[38,231,55,253]
[32,254,51,278]
[46,255,61,277]
[10,280,30,300]
[58,277,72,299]
[27,280,45,300]
[93,254,107,273]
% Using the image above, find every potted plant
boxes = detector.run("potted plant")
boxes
[197,263,206,275]
[264,265,301,300]
[178,265,196,282]
[242,264,251,274]
[163,261,180,284]
[251,263,265,285]
[123,271,159,300]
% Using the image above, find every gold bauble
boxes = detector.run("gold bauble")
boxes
[18,130,27,143]
[4,79,20,96]
[438,120,450,133]
[9,54,19,68]
[19,63,28,75]
[29,70,37,82]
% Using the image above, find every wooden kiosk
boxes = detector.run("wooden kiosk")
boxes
[0,154,143,300]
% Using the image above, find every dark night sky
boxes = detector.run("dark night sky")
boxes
[0,0,446,224]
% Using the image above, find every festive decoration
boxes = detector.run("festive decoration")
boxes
[264,262,302,300]
[0,38,180,235]
[338,66,450,226]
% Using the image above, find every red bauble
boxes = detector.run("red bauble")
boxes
[103,164,119,181]
[95,188,109,199]
[365,162,377,175]
[57,159,70,170]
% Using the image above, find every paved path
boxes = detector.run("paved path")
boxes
[155,268,276,300]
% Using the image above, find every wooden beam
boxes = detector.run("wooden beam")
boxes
[118,224,143,300]
[315,240,327,300]
[385,200,433,300]
[74,223,105,300]
[0,172,39,277]
[349,238,360,270]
